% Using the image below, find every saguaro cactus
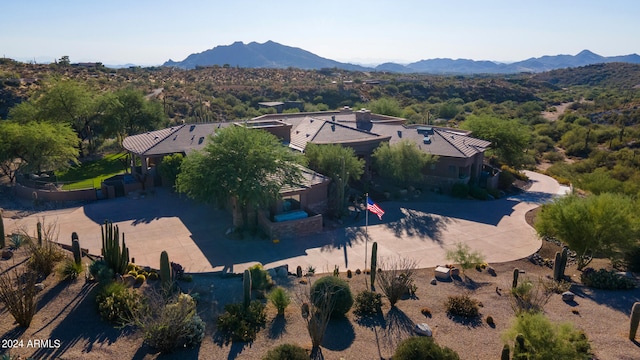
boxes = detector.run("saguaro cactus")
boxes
[630,302,640,340]
[101,221,129,275]
[370,241,378,289]
[37,221,43,246]
[512,268,519,288]
[71,232,81,265]
[560,247,568,273]
[243,269,252,309]
[0,209,5,249]
[160,250,171,288]
[553,252,563,281]
[501,344,510,360]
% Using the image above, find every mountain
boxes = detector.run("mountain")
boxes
[163,41,369,71]
[164,42,640,74]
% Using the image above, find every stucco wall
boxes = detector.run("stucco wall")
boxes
[15,183,97,202]
[258,210,323,240]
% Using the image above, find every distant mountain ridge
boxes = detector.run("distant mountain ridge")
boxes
[163,41,640,74]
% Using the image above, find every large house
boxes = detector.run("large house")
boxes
[121,107,494,237]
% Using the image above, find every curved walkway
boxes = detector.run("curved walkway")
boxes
[4,171,567,274]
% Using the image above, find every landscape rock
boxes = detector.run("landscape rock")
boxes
[487,266,496,276]
[434,266,451,281]
[276,267,288,278]
[414,323,433,337]
[562,291,575,302]
[430,278,437,285]
[35,283,45,292]
[267,268,277,279]
[1,249,13,260]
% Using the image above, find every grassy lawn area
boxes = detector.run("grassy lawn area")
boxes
[55,152,129,190]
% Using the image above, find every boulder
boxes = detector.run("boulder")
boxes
[562,291,575,302]
[434,266,451,281]
[34,283,45,292]
[487,267,496,276]
[1,249,13,260]
[414,323,433,337]
[450,268,460,277]
[267,268,277,279]
[430,278,437,285]
[276,267,288,278]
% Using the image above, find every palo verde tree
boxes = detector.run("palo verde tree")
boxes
[0,121,79,181]
[304,143,364,217]
[100,88,166,143]
[535,193,639,270]
[372,140,438,186]
[461,114,531,168]
[176,125,305,228]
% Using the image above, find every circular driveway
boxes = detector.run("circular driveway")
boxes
[5,171,567,274]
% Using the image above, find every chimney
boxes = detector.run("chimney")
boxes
[356,108,371,124]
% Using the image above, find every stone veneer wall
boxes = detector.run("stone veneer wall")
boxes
[15,183,97,202]
[257,210,323,240]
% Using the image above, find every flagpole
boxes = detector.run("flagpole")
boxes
[365,193,369,289]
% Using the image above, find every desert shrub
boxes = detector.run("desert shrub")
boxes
[541,278,572,294]
[445,242,485,275]
[89,259,114,283]
[147,272,159,281]
[248,263,273,291]
[543,151,565,162]
[451,183,469,198]
[27,239,65,277]
[0,268,38,327]
[394,336,460,360]
[445,294,480,319]
[469,186,489,200]
[377,257,418,307]
[9,234,27,249]
[353,290,382,316]
[269,286,291,315]
[262,343,309,360]
[486,316,495,326]
[59,258,84,281]
[498,169,515,189]
[135,274,146,285]
[624,244,640,272]
[421,307,432,317]
[503,312,591,359]
[128,270,138,277]
[310,276,353,317]
[216,301,267,342]
[486,187,501,199]
[141,293,205,352]
[96,281,142,326]
[509,279,552,314]
[580,268,635,290]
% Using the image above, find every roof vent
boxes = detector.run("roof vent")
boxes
[198,137,204,144]
[423,136,431,144]
[189,125,196,132]
[417,126,434,135]
[154,136,159,140]
[397,130,402,138]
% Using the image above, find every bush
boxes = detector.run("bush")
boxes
[498,169,515,190]
[249,264,273,291]
[96,281,142,326]
[445,242,484,275]
[469,186,489,200]
[624,245,640,272]
[353,290,382,316]
[59,258,84,281]
[262,343,309,360]
[310,276,353,317]
[394,336,460,360]
[89,259,114,283]
[377,257,418,307]
[503,312,591,359]
[445,294,480,319]
[216,301,267,342]
[451,183,469,198]
[147,272,159,281]
[509,279,552,314]
[142,293,204,352]
[27,240,65,277]
[269,287,291,316]
[580,268,636,290]
[0,268,38,327]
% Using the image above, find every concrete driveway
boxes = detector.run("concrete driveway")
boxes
[4,171,567,274]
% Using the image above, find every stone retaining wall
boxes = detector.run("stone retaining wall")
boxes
[258,210,323,240]
[15,183,97,202]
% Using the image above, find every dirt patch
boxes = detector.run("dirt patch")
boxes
[0,240,638,360]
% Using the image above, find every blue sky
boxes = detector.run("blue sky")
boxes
[1,0,638,66]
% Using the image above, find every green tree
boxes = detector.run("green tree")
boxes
[304,143,364,217]
[394,336,460,360]
[176,126,304,227]
[157,153,184,190]
[461,114,531,168]
[101,88,166,142]
[368,97,403,117]
[372,140,438,185]
[535,193,639,270]
[502,312,591,360]
[0,121,79,181]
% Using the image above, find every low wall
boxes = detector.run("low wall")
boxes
[15,183,97,202]
[258,210,323,240]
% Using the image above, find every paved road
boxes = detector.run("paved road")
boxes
[4,171,567,274]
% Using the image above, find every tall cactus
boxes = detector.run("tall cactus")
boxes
[71,232,81,265]
[160,250,171,289]
[370,241,378,289]
[243,269,252,309]
[501,344,510,360]
[101,221,129,276]
[37,221,43,246]
[0,209,5,249]
[512,268,519,288]
[631,302,640,340]
[553,252,563,281]
[560,247,568,274]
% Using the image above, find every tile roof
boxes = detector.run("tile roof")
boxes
[122,123,231,156]
[280,166,331,193]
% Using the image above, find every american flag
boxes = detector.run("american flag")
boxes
[367,197,385,220]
